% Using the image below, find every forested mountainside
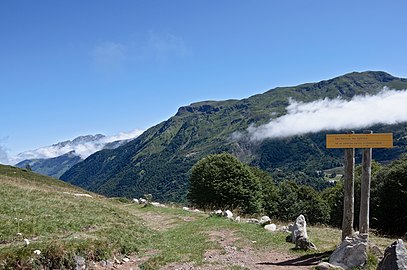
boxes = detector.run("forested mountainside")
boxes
[61,71,407,201]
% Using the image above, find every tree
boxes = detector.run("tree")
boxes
[321,182,343,228]
[250,167,280,217]
[371,156,407,235]
[322,161,382,229]
[188,153,262,214]
[277,181,330,224]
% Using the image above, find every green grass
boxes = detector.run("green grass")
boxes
[0,165,396,269]
[0,165,154,269]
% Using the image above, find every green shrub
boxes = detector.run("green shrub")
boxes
[277,181,330,224]
[371,155,407,235]
[188,153,262,214]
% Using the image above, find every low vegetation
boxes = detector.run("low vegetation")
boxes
[0,158,403,269]
[188,153,407,236]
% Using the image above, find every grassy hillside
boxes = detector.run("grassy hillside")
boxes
[0,164,151,268]
[0,165,396,269]
[60,71,407,201]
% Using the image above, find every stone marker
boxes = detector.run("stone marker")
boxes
[286,214,316,250]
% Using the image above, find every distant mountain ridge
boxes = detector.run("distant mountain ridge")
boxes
[60,71,407,201]
[15,131,142,178]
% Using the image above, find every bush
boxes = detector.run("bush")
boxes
[188,153,262,214]
[250,167,280,217]
[277,181,330,224]
[321,181,343,228]
[371,156,407,235]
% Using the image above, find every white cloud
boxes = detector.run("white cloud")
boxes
[148,31,187,61]
[0,144,9,165]
[10,129,144,165]
[247,88,407,141]
[103,129,144,143]
[90,41,127,73]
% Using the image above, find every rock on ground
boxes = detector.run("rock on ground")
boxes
[316,262,344,270]
[329,233,368,269]
[223,210,233,219]
[264,224,277,232]
[286,214,316,250]
[259,216,271,226]
[377,239,407,270]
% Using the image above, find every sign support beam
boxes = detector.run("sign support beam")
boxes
[342,132,355,241]
[359,131,373,235]
[326,132,393,241]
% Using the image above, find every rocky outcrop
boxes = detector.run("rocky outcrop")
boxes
[329,232,368,269]
[377,239,407,270]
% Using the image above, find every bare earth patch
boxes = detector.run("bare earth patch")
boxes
[198,229,318,270]
[127,208,200,231]
[126,229,323,270]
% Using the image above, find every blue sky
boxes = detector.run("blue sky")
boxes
[1,0,407,160]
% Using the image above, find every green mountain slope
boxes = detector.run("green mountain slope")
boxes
[15,151,82,178]
[61,71,407,201]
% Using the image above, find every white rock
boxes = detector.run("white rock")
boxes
[151,202,161,207]
[210,210,223,217]
[329,233,368,269]
[291,214,308,243]
[223,210,233,219]
[182,207,190,211]
[264,223,277,231]
[193,209,201,212]
[122,257,130,263]
[24,239,30,246]
[139,198,147,204]
[316,262,344,270]
[259,215,271,225]
[246,218,260,224]
[33,250,41,255]
[235,216,241,223]
[132,198,140,204]
[73,193,93,198]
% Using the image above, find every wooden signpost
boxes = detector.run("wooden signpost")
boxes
[326,132,393,240]
[326,133,393,149]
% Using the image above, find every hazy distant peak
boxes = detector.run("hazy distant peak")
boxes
[10,129,143,165]
[72,134,105,144]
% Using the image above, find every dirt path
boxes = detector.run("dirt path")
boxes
[94,228,326,270]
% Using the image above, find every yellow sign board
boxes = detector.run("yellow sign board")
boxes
[326,133,393,149]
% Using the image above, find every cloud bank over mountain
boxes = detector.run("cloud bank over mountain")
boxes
[0,145,8,165]
[8,129,143,165]
[247,88,407,141]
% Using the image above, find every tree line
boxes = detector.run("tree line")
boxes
[188,153,407,236]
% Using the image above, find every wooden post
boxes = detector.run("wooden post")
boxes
[359,130,373,235]
[342,132,355,240]
[326,131,393,241]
